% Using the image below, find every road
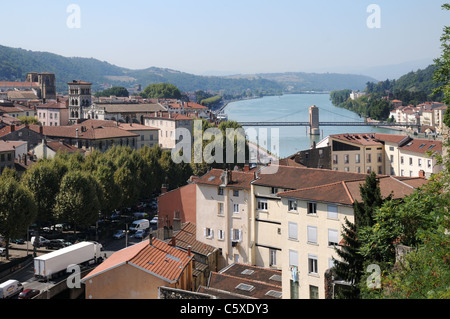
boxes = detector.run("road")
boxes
[1,232,152,299]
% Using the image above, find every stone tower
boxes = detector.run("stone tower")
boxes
[309,105,320,135]
[68,80,92,124]
[26,72,56,100]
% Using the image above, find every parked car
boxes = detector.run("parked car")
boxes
[134,230,146,239]
[30,236,50,247]
[0,248,6,257]
[113,230,126,240]
[46,239,69,250]
[133,212,147,219]
[18,289,40,299]
[11,239,25,245]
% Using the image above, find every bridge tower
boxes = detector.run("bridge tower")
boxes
[309,105,320,135]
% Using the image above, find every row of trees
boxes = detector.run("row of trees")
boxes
[330,91,392,121]
[94,86,130,98]
[0,145,193,258]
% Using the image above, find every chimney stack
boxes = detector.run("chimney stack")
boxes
[187,245,192,257]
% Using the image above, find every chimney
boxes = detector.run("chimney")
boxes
[161,184,168,194]
[10,125,15,132]
[149,233,153,246]
[244,163,250,172]
[187,246,192,257]
[170,237,176,246]
[76,128,79,138]
[419,170,425,178]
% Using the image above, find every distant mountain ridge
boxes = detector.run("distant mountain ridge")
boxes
[0,44,376,94]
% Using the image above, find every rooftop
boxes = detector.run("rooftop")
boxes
[195,168,256,190]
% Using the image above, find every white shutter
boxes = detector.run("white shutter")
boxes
[327,204,338,219]
[203,228,206,238]
[307,226,317,244]
[211,229,214,239]
[230,228,234,241]
[238,229,242,242]
[289,249,298,267]
[328,229,338,246]
[288,222,298,240]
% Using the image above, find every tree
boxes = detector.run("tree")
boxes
[0,174,36,259]
[54,171,100,234]
[94,86,129,98]
[140,83,182,99]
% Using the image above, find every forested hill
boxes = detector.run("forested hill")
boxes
[0,44,374,94]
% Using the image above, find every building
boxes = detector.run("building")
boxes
[85,101,166,124]
[0,124,44,151]
[397,138,442,178]
[144,112,193,150]
[68,80,92,124]
[29,122,139,153]
[329,133,385,174]
[165,101,211,119]
[195,168,256,269]
[0,141,15,173]
[30,140,85,159]
[0,102,35,119]
[0,72,56,101]
[82,237,194,299]
[36,100,70,126]
[198,263,282,299]
[116,122,159,149]
[276,174,427,299]
[157,183,197,232]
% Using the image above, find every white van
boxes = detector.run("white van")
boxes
[30,236,49,247]
[129,219,150,233]
[0,280,23,299]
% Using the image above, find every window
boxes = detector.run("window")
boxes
[233,204,239,213]
[307,226,317,244]
[328,229,339,246]
[309,285,319,299]
[366,153,371,163]
[308,254,318,274]
[344,167,349,172]
[378,166,382,174]
[204,228,213,239]
[218,187,224,195]
[418,159,422,167]
[377,153,382,163]
[231,228,242,242]
[428,159,432,168]
[307,202,317,215]
[270,249,277,266]
[288,199,297,211]
[401,156,404,164]
[333,154,338,164]
[217,229,225,240]
[218,202,224,215]
[289,249,298,267]
[233,189,239,197]
[271,187,278,194]
[355,166,361,173]
[344,154,349,164]
[401,169,404,176]
[389,146,394,151]
[390,155,394,163]
[327,204,338,219]
[257,199,268,211]
[409,157,413,165]
[355,154,360,163]
[288,222,298,240]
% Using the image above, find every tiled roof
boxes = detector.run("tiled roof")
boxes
[253,165,367,190]
[83,238,192,284]
[278,175,427,206]
[330,133,383,146]
[95,103,166,113]
[205,263,282,299]
[0,81,39,88]
[36,101,67,109]
[398,138,442,154]
[172,223,217,257]
[45,141,85,154]
[195,169,256,190]
[144,112,193,121]
[29,123,139,140]
[374,133,410,144]
[0,140,16,152]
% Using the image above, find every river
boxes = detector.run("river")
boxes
[224,93,405,158]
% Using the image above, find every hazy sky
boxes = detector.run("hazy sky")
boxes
[1,0,448,76]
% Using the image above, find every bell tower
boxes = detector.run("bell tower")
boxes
[68,80,92,124]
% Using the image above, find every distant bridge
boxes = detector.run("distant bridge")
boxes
[238,121,419,127]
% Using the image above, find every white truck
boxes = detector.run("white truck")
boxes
[34,241,103,281]
[129,219,150,233]
[0,280,23,299]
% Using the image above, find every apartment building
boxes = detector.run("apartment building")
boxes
[195,168,255,269]
[143,112,193,150]
[36,100,69,126]
[328,133,385,174]
[325,133,442,178]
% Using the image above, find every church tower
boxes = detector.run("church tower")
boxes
[68,80,92,124]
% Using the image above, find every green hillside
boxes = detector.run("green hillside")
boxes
[0,44,375,95]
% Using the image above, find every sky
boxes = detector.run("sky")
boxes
[0,0,448,78]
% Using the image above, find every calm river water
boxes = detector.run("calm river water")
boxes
[224,93,404,158]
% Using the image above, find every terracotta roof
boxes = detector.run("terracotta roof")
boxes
[172,223,217,257]
[29,123,139,140]
[206,263,282,299]
[330,133,383,146]
[45,141,85,154]
[95,103,166,113]
[398,138,442,154]
[36,101,67,109]
[196,169,256,190]
[278,175,427,206]
[117,123,159,131]
[68,80,92,85]
[143,112,193,121]
[0,81,39,88]
[83,238,192,283]
[0,103,34,113]
[7,91,39,100]
[0,140,16,152]
[253,165,367,190]
[374,133,410,144]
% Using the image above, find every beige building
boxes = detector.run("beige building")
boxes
[143,112,193,150]
[36,100,69,126]
[195,168,255,269]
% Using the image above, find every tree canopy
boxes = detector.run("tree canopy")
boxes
[140,83,182,99]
